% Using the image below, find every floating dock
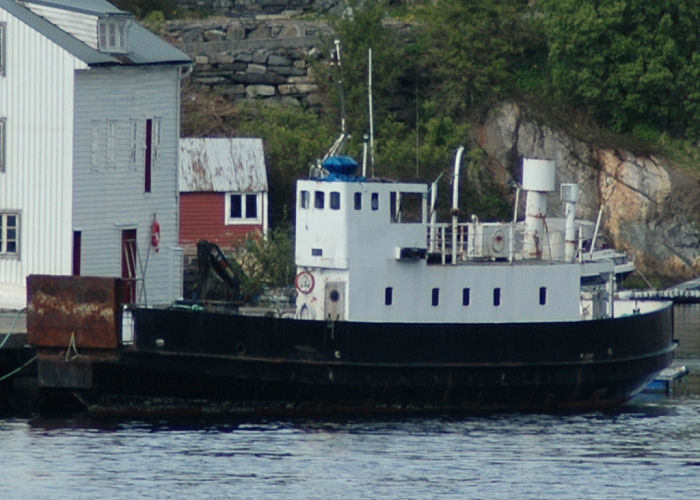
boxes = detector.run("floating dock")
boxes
[642,365,690,396]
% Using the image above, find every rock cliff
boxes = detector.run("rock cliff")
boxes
[478,102,700,284]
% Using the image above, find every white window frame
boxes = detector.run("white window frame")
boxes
[98,18,129,54]
[0,117,5,173]
[0,212,20,256]
[129,119,141,168]
[225,192,262,225]
[151,117,161,166]
[0,22,6,77]
[90,119,101,169]
[107,119,118,167]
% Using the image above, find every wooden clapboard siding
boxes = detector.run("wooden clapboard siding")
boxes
[180,192,262,250]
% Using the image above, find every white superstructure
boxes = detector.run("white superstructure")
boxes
[295,158,619,324]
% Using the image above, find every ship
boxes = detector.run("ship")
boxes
[26,153,675,415]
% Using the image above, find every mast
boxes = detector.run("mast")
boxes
[368,48,375,178]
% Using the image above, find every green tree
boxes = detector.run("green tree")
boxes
[231,226,296,298]
[235,103,334,227]
[542,0,700,136]
[315,2,414,157]
[418,0,528,117]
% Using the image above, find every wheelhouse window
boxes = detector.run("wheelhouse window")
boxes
[354,192,362,210]
[493,287,501,307]
[98,17,129,54]
[0,212,19,255]
[431,288,440,307]
[226,193,261,224]
[539,287,547,305]
[300,190,310,209]
[330,191,341,210]
[390,191,423,223]
[314,191,325,209]
[371,193,379,211]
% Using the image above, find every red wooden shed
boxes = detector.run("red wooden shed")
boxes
[179,138,268,256]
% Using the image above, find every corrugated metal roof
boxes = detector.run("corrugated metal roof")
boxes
[179,138,268,193]
[1,0,190,65]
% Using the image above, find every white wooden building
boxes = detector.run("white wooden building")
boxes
[0,0,191,308]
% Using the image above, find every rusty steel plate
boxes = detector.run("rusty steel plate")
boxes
[26,275,122,349]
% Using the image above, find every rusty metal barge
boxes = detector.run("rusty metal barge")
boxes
[24,156,676,415]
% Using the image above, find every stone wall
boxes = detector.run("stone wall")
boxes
[165,18,331,107]
[175,0,357,17]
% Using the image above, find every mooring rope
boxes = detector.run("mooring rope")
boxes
[0,307,26,350]
[0,355,37,383]
[64,331,80,362]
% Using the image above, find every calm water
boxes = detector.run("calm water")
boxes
[1,305,699,499]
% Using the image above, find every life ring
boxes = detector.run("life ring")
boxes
[491,229,505,254]
[295,270,315,294]
[151,218,161,252]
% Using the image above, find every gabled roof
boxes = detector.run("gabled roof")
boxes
[0,0,115,64]
[180,138,268,193]
[0,0,190,65]
[24,0,125,16]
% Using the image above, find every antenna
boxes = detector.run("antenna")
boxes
[368,48,375,178]
[323,40,348,160]
[335,39,347,135]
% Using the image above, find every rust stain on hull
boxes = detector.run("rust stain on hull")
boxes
[27,275,122,350]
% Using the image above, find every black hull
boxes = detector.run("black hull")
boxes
[77,303,676,415]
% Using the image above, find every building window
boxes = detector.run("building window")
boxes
[91,119,101,168]
[371,193,379,211]
[330,191,341,210]
[462,287,470,306]
[0,212,19,255]
[0,117,5,172]
[226,193,261,224]
[151,117,161,166]
[493,287,501,307]
[354,192,362,210]
[539,287,547,306]
[106,120,118,166]
[385,287,393,306]
[314,191,325,209]
[0,23,6,77]
[145,118,152,192]
[300,190,310,209]
[98,18,128,53]
[129,119,140,167]
[432,288,440,306]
